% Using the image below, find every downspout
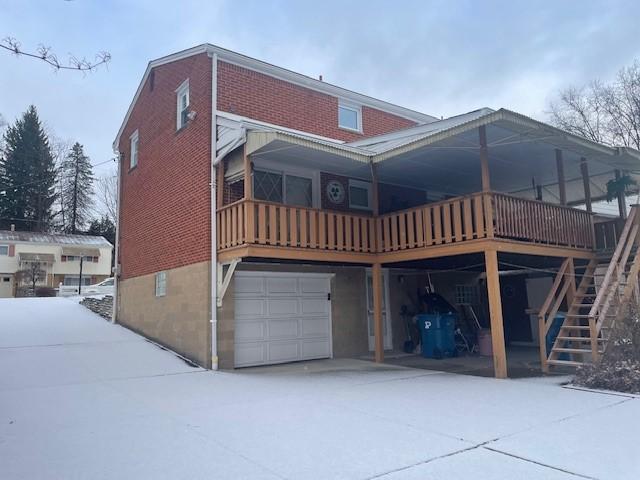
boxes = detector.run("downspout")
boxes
[111,151,122,324]
[210,52,219,370]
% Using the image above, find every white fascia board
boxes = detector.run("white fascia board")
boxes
[113,43,437,151]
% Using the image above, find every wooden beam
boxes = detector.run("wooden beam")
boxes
[372,262,384,363]
[479,126,491,191]
[615,169,627,219]
[556,149,566,205]
[484,249,508,379]
[580,158,592,213]
[243,146,252,201]
[216,159,225,207]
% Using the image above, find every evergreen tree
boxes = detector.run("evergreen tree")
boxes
[60,142,94,233]
[0,106,57,231]
[87,215,116,246]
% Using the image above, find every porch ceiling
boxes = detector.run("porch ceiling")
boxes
[374,117,640,203]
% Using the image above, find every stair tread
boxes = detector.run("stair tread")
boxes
[555,336,605,342]
[552,347,603,354]
[547,359,585,367]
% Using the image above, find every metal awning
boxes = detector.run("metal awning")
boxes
[61,248,100,257]
[19,253,55,263]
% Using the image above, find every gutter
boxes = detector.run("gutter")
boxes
[111,154,122,324]
[210,52,219,370]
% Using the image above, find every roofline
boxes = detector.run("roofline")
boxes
[113,43,437,151]
[0,233,113,248]
[371,108,623,162]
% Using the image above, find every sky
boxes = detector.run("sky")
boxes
[2,0,640,181]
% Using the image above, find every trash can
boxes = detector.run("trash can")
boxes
[416,313,456,359]
[477,328,493,356]
[546,312,569,360]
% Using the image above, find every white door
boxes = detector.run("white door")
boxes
[0,275,13,298]
[366,269,393,351]
[234,272,332,367]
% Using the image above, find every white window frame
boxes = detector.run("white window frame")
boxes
[130,130,139,169]
[176,79,190,130]
[348,179,373,211]
[0,245,8,256]
[338,101,362,132]
[252,160,319,208]
[155,271,167,297]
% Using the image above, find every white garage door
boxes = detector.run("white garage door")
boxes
[234,272,332,368]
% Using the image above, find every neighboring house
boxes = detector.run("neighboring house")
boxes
[0,228,113,297]
[112,43,640,378]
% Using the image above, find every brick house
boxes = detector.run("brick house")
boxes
[113,44,640,377]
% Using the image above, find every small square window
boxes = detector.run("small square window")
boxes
[176,80,190,130]
[155,271,167,297]
[338,103,361,132]
[455,285,478,305]
[348,179,372,210]
[130,130,139,169]
[0,245,8,256]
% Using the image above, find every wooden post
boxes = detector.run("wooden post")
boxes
[615,170,627,219]
[372,262,384,363]
[216,160,225,207]
[580,158,592,213]
[243,146,252,201]
[371,163,380,215]
[479,126,490,192]
[556,149,566,205]
[484,249,507,378]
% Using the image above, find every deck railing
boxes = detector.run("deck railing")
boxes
[217,192,596,256]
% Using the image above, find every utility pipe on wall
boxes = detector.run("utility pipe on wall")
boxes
[210,51,219,370]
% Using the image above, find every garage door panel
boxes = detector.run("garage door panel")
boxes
[235,343,267,367]
[301,339,331,359]
[235,320,266,342]
[301,317,330,337]
[234,272,331,368]
[267,318,299,340]
[267,277,297,294]
[301,298,328,315]
[235,276,264,296]
[267,298,299,316]
[268,341,300,363]
[300,277,329,294]
[235,298,266,317]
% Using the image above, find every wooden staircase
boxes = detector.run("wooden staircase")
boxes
[539,205,640,371]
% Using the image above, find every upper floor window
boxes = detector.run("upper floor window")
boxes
[130,130,139,169]
[176,79,190,130]
[348,179,372,210]
[0,245,8,256]
[338,102,361,132]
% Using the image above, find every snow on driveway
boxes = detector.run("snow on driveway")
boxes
[1,298,638,480]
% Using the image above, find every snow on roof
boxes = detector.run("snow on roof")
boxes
[0,230,112,247]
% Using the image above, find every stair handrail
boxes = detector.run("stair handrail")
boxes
[589,206,639,328]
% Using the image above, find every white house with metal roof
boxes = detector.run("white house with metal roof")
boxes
[0,229,113,298]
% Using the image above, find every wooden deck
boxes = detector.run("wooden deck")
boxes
[217,191,597,263]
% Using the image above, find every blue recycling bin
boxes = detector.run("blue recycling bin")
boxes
[416,313,457,359]
[546,312,570,360]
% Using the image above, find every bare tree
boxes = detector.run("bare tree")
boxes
[1,37,110,72]
[95,174,117,224]
[16,262,46,291]
[549,60,640,150]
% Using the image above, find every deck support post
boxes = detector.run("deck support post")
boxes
[243,145,252,201]
[484,249,508,379]
[580,158,592,213]
[615,170,627,219]
[216,159,225,206]
[372,262,384,363]
[556,149,567,205]
[479,126,491,191]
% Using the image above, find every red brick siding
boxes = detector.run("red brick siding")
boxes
[217,61,417,141]
[118,53,212,280]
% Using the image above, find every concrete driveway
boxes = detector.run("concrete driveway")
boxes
[1,298,638,479]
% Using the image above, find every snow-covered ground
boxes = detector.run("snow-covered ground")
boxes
[1,298,638,480]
